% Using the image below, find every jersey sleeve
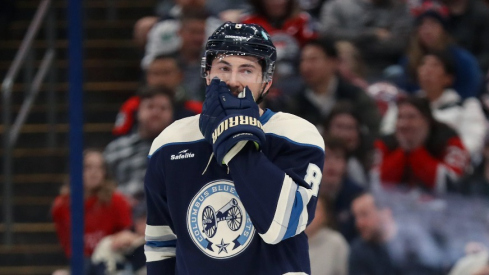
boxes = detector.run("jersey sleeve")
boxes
[144,150,177,274]
[228,124,325,245]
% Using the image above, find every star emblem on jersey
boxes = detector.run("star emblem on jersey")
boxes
[187,180,255,259]
[217,239,229,254]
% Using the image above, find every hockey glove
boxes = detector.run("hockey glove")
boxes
[199,78,266,165]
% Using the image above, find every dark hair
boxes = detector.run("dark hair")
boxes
[324,102,362,131]
[421,49,456,76]
[248,0,297,21]
[396,96,435,126]
[180,7,209,24]
[304,37,339,59]
[151,53,183,71]
[138,85,175,102]
[323,101,375,172]
[323,135,348,159]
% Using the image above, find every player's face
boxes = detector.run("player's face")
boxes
[206,54,270,100]
[146,58,183,90]
[138,94,174,138]
[83,151,106,191]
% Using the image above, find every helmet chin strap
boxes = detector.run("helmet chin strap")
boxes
[255,82,270,105]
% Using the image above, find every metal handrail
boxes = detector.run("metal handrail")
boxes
[1,0,54,246]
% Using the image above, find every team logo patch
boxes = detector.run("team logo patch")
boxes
[187,180,255,259]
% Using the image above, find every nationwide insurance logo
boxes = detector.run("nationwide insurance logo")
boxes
[171,149,195,160]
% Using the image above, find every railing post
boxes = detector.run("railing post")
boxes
[46,2,57,148]
[2,82,13,247]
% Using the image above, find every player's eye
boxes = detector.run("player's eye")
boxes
[218,66,231,72]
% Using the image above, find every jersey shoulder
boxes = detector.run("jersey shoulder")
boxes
[149,115,202,156]
[264,111,325,151]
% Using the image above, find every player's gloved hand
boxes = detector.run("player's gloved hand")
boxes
[199,78,266,166]
[199,78,227,142]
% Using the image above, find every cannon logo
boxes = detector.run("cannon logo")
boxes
[187,180,255,259]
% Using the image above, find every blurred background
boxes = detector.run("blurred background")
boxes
[1,0,489,274]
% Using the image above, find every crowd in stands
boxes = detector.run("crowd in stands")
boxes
[49,0,489,274]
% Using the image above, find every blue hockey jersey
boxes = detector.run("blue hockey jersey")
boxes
[144,109,325,275]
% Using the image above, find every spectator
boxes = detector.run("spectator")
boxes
[112,54,200,136]
[349,192,445,275]
[319,136,364,242]
[383,50,487,162]
[374,96,469,194]
[144,9,216,101]
[51,149,133,274]
[318,0,412,79]
[305,195,349,275]
[444,0,489,72]
[241,0,318,80]
[288,37,380,133]
[336,41,369,90]
[324,102,375,186]
[396,1,482,99]
[91,203,147,275]
[105,86,174,203]
[136,0,222,58]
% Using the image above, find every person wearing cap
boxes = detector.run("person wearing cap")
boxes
[373,96,469,194]
[143,22,325,275]
[396,1,482,99]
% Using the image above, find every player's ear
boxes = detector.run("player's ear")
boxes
[205,72,211,85]
[263,80,273,93]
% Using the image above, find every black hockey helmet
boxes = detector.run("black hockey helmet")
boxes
[201,22,277,83]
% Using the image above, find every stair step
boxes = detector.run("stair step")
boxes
[0,251,67,268]
[10,19,137,30]
[0,123,113,134]
[0,58,140,70]
[11,154,68,174]
[17,0,157,9]
[0,196,53,205]
[0,244,62,254]
[0,231,59,245]
[0,181,63,198]
[10,131,115,149]
[0,265,68,275]
[10,81,140,93]
[0,223,55,233]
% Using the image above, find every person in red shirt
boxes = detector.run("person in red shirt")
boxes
[51,149,133,259]
[113,54,202,136]
[373,96,469,193]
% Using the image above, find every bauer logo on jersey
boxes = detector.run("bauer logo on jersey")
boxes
[187,180,255,259]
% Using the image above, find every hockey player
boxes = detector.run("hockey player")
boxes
[144,22,325,274]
